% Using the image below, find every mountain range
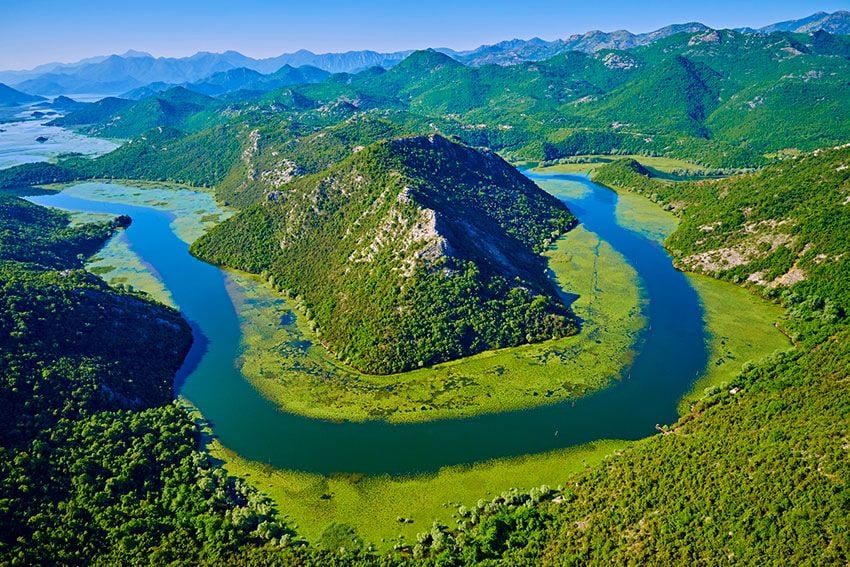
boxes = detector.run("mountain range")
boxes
[2,11,848,96]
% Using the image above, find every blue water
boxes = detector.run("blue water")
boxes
[27,173,708,476]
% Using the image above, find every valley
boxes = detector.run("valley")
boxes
[2,9,849,564]
[14,120,787,546]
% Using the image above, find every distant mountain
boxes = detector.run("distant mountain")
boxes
[47,95,88,112]
[454,23,711,66]
[119,64,330,100]
[0,49,153,87]
[7,50,399,96]
[50,87,218,138]
[0,83,44,105]
[12,51,258,96]
[5,11,848,97]
[757,10,850,34]
[186,67,264,95]
[121,82,175,100]
[182,64,330,96]
[257,49,413,74]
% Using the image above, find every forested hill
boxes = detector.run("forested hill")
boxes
[352,144,850,566]
[3,29,850,211]
[594,145,850,321]
[192,135,578,374]
[0,195,292,564]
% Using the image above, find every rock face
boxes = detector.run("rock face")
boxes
[193,135,579,374]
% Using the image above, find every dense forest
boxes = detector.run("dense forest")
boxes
[0,196,294,564]
[192,135,577,374]
[2,23,850,565]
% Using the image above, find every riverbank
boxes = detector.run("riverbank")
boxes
[205,434,629,547]
[230,223,643,423]
[532,165,790,415]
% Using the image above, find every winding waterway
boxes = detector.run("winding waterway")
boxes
[27,170,708,476]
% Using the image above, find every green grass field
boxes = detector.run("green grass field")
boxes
[681,274,790,413]
[534,154,711,178]
[205,436,629,548]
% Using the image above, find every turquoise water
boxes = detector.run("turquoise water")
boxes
[28,172,707,476]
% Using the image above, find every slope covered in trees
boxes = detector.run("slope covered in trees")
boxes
[5,29,849,213]
[355,141,850,566]
[193,134,578,374]
[594,145,850,317]
[0,195,291,564]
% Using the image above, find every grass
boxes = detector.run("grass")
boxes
[62,208,177,306]
[205,435,629,549]
[681,274,790,414]
[229,223,644,423]
[88,230,175,306]
[55,180,231,244]
[614,189,679,244]
[535,154,709,176]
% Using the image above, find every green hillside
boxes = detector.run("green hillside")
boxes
[0,195,294,564]
[596,146,850,322]
[10,29,846,210]
[193,135,578,374]
[366,144,850,566]
[49,87,221,139]
[0,125,243,194]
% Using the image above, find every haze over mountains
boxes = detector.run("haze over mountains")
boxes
[2,10,848,97]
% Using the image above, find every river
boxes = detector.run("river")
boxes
[26,170,708,476]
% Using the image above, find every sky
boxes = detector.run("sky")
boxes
[1,0,849,70]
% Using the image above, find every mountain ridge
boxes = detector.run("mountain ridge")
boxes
[4,11,848,96]
[191,134,578,374]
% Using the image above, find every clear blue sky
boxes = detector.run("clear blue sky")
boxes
[1,0,848,69]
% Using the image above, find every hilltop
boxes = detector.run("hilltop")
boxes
[192,135,578,374]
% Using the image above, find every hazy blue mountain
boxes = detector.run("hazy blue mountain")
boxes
[13,51,257,95]
[184,64,329,96]
[6,12,848,96]
[0,83,45,105]
[121,64,330,100]
[0,49,153,86]
[46,95,88,112]
[256,49,413,74]
[185,67,265,95]
[758,10,850,34]
[453,22,712,66]
[121,82,176,100]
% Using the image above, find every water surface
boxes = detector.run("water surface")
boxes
[0,114,118,170]
[28,172,708,475]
